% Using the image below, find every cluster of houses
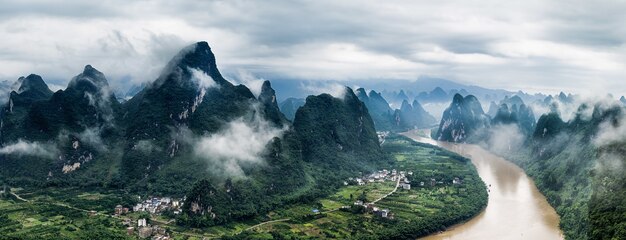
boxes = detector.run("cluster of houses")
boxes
[347,169,413,189]
[343,169,465,220]
[124,218,170,239]
[418,177,463,187]
[113,196,184,239]
[353,201,394,219]
[132,197,184,215]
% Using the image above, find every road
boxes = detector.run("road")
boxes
[371,177,401,204]
[245,218,291,231]
[247,177,400,232]
[10,192,30,202]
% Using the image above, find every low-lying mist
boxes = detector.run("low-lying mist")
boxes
[177,104,287,179]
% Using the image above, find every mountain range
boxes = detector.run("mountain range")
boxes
[432,91,626,240]
[0,42,386,227]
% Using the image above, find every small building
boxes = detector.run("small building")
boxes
[153,226,166,235]
[401,183,411,190]
[380,209,390,218]
[126,227,134,236]
[122,218,132,226]
[133,203,143,212]
[114,205,123,215]
[356,178,365,185]
[453,177,461,185]
[138,227,152,238]
[354,200,364,206]
[312,209,320,214]
[420,181,425,187]
[138,218,147,227]
[430,178,436,186]
[374,209,390,218]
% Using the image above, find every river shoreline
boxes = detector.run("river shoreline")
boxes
[402,130,563,240]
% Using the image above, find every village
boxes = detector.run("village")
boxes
[113,196,185,239]
[346,168,463,220]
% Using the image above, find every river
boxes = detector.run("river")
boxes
[402,130,563,240]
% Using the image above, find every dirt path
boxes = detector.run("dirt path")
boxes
[245,218,291,231]
[9,192,30,202]
[371,177,401,204]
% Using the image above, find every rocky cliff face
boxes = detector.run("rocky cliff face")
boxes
[293,87,384,168]
[434,94,490,143]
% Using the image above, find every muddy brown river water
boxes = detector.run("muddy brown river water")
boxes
[402,130,563,240]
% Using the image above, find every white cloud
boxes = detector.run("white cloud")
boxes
[299,82,348,99]
[0,139,59,159]
[189,67,218,89]
[594,114,626,147]
[233,70,265,97]
[77,127,107,151]
[192,104,287,177]
[485,124,526,154]
[134,140,160,153]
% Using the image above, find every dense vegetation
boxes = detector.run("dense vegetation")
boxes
[0,41,387,233]
[484,103,626,240]
[179,88,389,228]
[432,91,626,239]
[221,134,486,239]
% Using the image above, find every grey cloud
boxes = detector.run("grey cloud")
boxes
[0,0,625,95]
[0,0,122,20]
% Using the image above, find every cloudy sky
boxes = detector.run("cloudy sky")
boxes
[1,0,625,95]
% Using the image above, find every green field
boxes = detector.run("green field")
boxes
[0,189,131,239]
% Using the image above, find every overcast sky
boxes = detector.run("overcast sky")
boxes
[1,0,625,95]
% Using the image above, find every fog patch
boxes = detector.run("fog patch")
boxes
[484,124,526,154]
[300,82,347,99]
[595,153,624,175]
[173,104,287,178]
[422,102,449,121]
[189,67,218,89]
[77,127,107,152]
[0,139,59,159]
[594,109,626,147]
[233,70,265,97]
[133,140,160,153]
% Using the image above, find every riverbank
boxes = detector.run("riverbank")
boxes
[402,130,563,239]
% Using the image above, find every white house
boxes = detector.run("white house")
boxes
[138,218,147,227]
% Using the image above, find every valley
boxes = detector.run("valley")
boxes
[0,134,487,239]
[0,11,624,239]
